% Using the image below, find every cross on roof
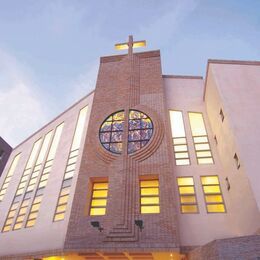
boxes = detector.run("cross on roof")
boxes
[115,35,146,55]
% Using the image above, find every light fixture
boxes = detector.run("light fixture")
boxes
[135,220,144,231]
[90,221,103,232]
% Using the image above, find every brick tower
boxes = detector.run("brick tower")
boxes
[65,36,180,253]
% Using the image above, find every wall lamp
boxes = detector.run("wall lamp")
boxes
[135,220,144,231]
[90,221,103,232]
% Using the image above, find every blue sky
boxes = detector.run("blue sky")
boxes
[0,0,259,146]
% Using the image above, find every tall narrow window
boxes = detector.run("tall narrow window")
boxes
[177,177,198,213]
[188,112,213,164]
[0,153,21,201]
[90,182,108,216]
[140,179,160,214]
[24,123,64,227]
[2,201,19,232]
[201,176,225,213]
[234,153,240,169]
[54,106,88,222]
[169,111,190,165]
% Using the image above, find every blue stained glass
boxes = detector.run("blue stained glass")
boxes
[141,141,148,147]
[141,118,152,129]
[112,121,124,131]
[100,121,112,132]
[128,142,141,153]
[141,129,153,140]
[100,132,111,143]
[111,132,123,142]
[110,143,122,153]
[129,119,141,130]
[103,143,109,149]
[128,130,141,141]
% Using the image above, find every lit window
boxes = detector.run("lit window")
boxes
[201,176,226,213]
[169,111,190,165]
[188,112,213,164]
[26,195,43,228]
[90,182,108,216]
[53,106,88,222]
[2,201,19,232]
[177,177,198,213]
[13,199,30,230]
[0,153,21,202]
[140,179,160,214]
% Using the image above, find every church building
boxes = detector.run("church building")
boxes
[0,36,259,260]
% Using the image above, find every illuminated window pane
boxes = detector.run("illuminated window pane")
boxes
[13,223,23,230]
[0,153,21,201]
[181,205,198,213]
[26,219,36,227]
[201,176,219,185]
[71,106,88,151]
[54,213,65,221]
[141,205,160,214]
[177,177,198,213]
[179,186,195,194]
[58,195,69,205]
[28,212,38,219]
[205,195,223,203]
[203,185,221,194]
[36,131,53,165]
[56,204,67,213]
[3,225,11,232]
[90,182,108,216]
[201,176,226,213]
[91,199,107,207]
[140,179,160,214]
[207,204,225,213]
[47,123,64,161]
[180,196,196,204]
[176,159,190,166]
[90,208,106,216]
[188,112,213,165]
[93,183,109,190]
[93,190,108,198]
[177,177,194,186]
[140,188,159,196]
[141,197,159,205]
[26,138,43,169]
[169,111,190,166]
[188,113,207,136]
[169,111,185,137]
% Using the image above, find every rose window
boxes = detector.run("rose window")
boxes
[99,110,153,154]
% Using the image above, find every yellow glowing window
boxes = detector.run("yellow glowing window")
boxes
[188,112,213,165]
[54,186,71,222]
[25,195,43,228]
[0,153,21,202]
[200,176,226,213]
[36,130,53,165]
[90,182,108,216]
[71,106,88,151]
[169,111,190,166]
[177,177,198,213]
[140,179,160,214]
[54,212,65,222]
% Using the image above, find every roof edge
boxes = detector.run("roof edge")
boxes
[163,75,203,79]
[14,89,95,150]
[208,59,260,66]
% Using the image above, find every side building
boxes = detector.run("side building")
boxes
[0,137,12,177]
[0,40,259,260]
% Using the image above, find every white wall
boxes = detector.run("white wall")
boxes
[0,92,94,256]
[164,75,257,247]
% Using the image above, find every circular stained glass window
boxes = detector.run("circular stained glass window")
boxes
[99,110,153,154]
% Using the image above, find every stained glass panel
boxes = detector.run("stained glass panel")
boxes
[128,110,153,154]
[99,110,153,154]
[99,111,124,154]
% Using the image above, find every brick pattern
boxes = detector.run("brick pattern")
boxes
[64,50,180,251]
[187,235,260,260]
